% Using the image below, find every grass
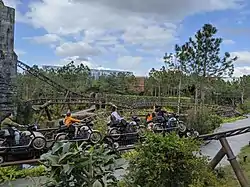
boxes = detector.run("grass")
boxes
[0,165,46,184]
[222,116,247,123]
[219,145,250,186]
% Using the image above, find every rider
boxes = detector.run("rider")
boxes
[110,105,127,126]
[155,106,167,117]
[0,112,24,145]
[64,110,82,138]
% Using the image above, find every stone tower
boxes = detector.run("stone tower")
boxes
[0,0,18,114]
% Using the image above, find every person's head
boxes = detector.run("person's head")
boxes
[66,110,71,117]
[112,106,117,112]
[5,112,13,119]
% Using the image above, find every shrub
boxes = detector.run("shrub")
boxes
[240,99,250,114]
[186,107,222,134]
[122,133,221,187]
[41,142,123,187]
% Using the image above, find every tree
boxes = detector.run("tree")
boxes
[164,24,237,104]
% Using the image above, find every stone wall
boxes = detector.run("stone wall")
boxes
[0,1,17,115]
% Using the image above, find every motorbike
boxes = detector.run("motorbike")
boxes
[0,124,47,163]
[148,113,187,134]
[107,116,146,141]
[54,120,102,144]
[179,128,200,138]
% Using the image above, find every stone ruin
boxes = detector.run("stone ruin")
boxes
[0,0,18,114]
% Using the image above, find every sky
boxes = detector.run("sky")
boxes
[3,0,250,77]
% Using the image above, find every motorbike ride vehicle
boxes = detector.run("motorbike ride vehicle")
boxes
[107,115,146,141]
[179,127,200,138]
[147,113,187,134]
[54,120,102,144]
[0,124,47,163]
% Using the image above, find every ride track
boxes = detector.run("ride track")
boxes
[1,125,250,186]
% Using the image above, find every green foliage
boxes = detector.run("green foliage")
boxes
[0,165,46,184]
[164,23,237,105]
[41,142,123,187]
[240,99,250,114]
[186,107,222,134]
[122,133,221,187]
[164,24,237,78]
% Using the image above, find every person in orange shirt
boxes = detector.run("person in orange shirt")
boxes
[64,110,82,138]
[64,110,81,127]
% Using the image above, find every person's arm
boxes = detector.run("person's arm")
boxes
[69,117,81,123]
[4,118,21,128]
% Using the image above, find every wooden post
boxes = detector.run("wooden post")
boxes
[219,137,249,187]
[60,90,69,113]
[209,147,226,169]
[44,106,52,121]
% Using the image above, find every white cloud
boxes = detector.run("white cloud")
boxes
[24,0,243,41]
[229,51,250,77]
[122,25,177,47]
[234,66,250,77]
[55,41,101,57]
[15,49,26,56]
[23,34,62,44]
[231,51,250,65]
[13,0,245,75]
[117,56,142,70]
[59,56,95,68]
[223,39,235,45]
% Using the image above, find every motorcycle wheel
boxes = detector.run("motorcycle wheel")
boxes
[31,137,47,150]
[0,156,4,164]
[104,137,119,150]
[55,133,68,142]
[89,131,102,144]
[193,131,200,137]
[178,121,187,133]
[153,123,163,133]
[109,128,121,141]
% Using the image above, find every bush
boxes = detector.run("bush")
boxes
[240,99,250,114]
[122,133,221,187]
[186,107,222,134]
[41,142,123,187]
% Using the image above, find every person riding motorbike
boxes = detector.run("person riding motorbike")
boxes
[155,106,167,117]
[64,110,84,138]
[110,106,127,126]
[154,106,170,128]
[0,112,24,145]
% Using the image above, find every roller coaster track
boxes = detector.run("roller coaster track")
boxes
[17,60,87,98]
[25,97,233,111]
[1,125,250,167]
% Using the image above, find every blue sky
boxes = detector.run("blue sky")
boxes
[3,0,250,76]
